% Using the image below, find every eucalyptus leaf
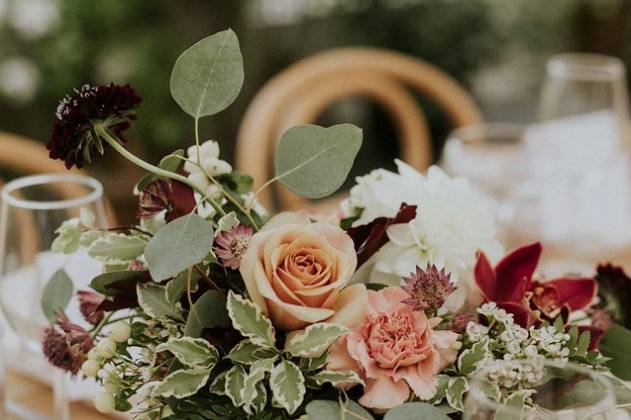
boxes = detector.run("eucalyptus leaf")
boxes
[384,402,451,420]
[144,214,214,282]
[170,29,244,119]
[275,124,362,199]
[305,399,374,420]
[41,269,73,322]
[184,290,229,337]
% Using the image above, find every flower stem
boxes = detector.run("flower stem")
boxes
[96,125,200,193]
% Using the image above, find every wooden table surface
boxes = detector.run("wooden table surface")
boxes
[5,370,115,420]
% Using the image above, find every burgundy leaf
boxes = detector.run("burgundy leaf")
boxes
[346,204,417,266]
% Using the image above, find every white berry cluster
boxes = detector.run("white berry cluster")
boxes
[466,302,572,364]
[479,357,546,391]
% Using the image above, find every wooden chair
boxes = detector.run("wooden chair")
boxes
[236,47,483,211]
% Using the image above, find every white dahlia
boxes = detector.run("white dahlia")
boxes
[343,160,502,308]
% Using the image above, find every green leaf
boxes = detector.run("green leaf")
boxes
[298,352,328,372]
[155,337,218,368]
[599,324,631,380]
[145,214,214,282]
[135,149,185,192]
[41,269,73,322]
[225,365,247,406]
[137,283,183,321]
[242,359,274,409]
[312,370,364,387]
[384,402,451,420]
[227,339,279,364]
[184,290,229,337]
[90,270,145,296]
[151,368,211,398]
[247,382,267,415]
[208,370,227,395]
[577,330,591,356]
[275,124,363,199]
[170,29,244,119]
[88,233,146,265]
[216,212,240,233]
[446,377,468,411]
[305,399,374,420]
[457,338,489,375]
[285,322,348,358]
[269,360,305,415]
[226,291,275,348]
[165,270,200,304]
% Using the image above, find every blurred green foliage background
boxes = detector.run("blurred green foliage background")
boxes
[0,0,629,215]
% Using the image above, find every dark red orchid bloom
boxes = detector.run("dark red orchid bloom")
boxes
[474,242,598,329]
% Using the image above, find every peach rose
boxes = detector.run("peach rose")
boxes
[239,212,366,331]
[327,286,461,410]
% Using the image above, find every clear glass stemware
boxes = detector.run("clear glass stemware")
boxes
[0,173,108,419]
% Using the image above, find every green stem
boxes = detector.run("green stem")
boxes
[90,312,113,338]
[97,126,198,191]
[97,125,227,216]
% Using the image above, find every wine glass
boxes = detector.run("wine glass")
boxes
[463,359,622,419]
[523,53,631,274]
[0,173,108,419]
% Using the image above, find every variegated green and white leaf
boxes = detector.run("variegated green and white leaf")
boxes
[225,365,247,406]
[270,360,305,415]
[312,370,364,388]
[457,338,489,375]
[495,390,534,420]
[216,211,239,234]
[137,283,184,321]
[305,399,374,420]
[226,339,279,365]
[242,359,274,409]
[244,382,267,415]
[446,377,468,411]
[88,233,147,264]
[208,371,227,395]
[226,291,275,348]
[51,218,81,254]
[285,322,347,358]
[151,368,211,398]
[299,352,328,372]
[79,208,95,226]
[155,337,218,368]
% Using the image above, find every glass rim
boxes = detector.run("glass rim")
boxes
[1,173,103,210]
[467,359,616,416]
[547,53,625,82]
[447,123,525,145]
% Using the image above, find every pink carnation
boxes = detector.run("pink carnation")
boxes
[326,286,460,410]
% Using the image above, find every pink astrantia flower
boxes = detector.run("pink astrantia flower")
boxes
[401,265,455,312]
[214,224,254,269]
[326,286,460,410]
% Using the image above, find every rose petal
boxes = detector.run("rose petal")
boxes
[326,284,368,328]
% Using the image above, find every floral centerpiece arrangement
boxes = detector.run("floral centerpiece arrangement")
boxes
[40,29,631,419]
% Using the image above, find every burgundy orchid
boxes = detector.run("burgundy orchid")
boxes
[474,242,598,328]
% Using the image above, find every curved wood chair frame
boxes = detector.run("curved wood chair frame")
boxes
[236,47,483,210]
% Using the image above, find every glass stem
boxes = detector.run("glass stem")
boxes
[52,369,70,420]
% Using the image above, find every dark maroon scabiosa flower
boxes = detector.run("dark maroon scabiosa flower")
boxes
[401,264,455,313]
[214,224,254,269]
[138,178,196,223]
[42,315,94,375]
[47,83,142,169]
[77,290,105,325]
